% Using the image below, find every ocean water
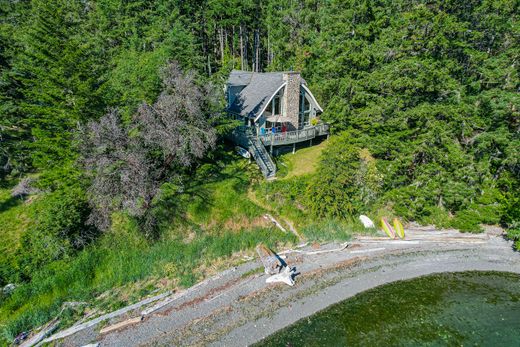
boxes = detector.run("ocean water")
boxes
[257,271,520,346]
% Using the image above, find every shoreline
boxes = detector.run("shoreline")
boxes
[222,248,520,346]
[58,228,520,346]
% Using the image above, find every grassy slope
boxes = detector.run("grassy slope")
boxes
[278,140,328,179]
[0,155,298,343]
[256,141,375,242]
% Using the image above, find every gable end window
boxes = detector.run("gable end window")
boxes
[299,90,312,127]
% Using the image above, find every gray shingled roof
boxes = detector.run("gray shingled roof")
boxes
[227,70,306,119]
[227,70,254,87]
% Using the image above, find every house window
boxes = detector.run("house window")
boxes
[266,88,283,116]
[266,99,272,113]
[299,90,312,128]
[273,94,281,115]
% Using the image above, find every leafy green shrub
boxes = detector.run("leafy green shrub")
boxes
[306,140,360,218]
[417,206,452,229]
[505,193,520,251]
[506,225,520,251]
[16,187,98,281]
[380,187,428,221]
[448,186,505,233]
[449,210,483,233]
[307,135,383,219]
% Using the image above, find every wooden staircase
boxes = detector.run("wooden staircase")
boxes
[227,128,276,179]
[248,138,276,179]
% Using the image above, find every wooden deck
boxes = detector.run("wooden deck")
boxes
[259,123,329,146]
[232,123,329,147]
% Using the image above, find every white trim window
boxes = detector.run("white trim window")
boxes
[265,89,283,116]
[299,90,312,128]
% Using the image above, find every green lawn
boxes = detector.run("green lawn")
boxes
[278,140,328,179]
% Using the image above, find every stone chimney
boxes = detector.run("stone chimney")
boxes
[283,72,301,130]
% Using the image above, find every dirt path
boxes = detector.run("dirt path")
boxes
[53,227,520,347]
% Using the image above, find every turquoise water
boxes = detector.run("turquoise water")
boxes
[257,271,520,346]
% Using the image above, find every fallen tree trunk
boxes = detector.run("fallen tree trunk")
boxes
[278,242,349,256]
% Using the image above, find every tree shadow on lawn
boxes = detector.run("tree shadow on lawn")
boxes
[153,148,252,231]
[0,195,21,214]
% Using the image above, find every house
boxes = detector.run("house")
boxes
[226,70,329,178]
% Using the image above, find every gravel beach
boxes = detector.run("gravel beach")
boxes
[53,226,520,347]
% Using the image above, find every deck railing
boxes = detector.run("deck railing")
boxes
[230,123,329,147]
[258,123,329,146]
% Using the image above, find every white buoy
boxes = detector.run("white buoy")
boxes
[359,215,375,228]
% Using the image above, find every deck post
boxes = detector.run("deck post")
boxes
[270,132,274,154]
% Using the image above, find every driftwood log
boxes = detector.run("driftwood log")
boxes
[99,316,143,334]
[263,214,287,233]
[19,318,60,347]
[256,244,284,275]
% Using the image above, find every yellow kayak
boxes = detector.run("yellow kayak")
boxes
[393,218,405,239]
[381,218,396,239]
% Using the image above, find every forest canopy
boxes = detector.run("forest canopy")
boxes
[0,0,518,341]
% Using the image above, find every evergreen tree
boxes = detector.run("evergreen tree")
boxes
[8,0,104,171]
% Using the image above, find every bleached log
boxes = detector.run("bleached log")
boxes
[20,318,60,347]
[356,239,487,244]
[278,242,349,256]
[265,266,296,286]
[264,214,287,233]
[350,247,386,254]
[132,266,245,317]
[99,316,143,334]
[140,288,197,316]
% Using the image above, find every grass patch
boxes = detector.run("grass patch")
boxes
[506,226,520,251]
[240,266,264,279]
[277,140,328,179]
[300,218,377,242]
[184,160,265,228]
[0,182,41,288]
[0,184,31,260]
